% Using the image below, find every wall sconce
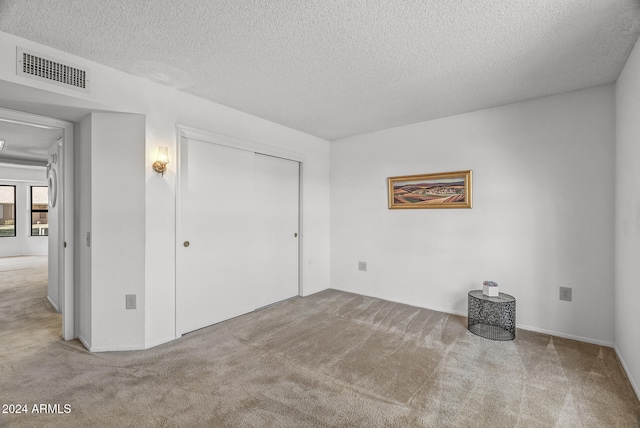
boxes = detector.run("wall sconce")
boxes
[152,146,169,176]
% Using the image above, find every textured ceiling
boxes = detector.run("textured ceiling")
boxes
[0,0,639,140]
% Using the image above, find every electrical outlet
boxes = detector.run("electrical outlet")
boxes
[358,261,367,271]
[559,287,572,302]
[126,294,136,310]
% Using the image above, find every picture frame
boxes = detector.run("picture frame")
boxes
[388,170,472,209]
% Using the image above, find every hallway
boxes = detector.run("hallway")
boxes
[0,256,60,355]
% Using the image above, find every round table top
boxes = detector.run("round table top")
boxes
[468,289,515,302]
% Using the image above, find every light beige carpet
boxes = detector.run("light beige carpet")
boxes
[1,256,639,427]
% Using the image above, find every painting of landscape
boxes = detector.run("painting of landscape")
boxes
[388,170,472,209]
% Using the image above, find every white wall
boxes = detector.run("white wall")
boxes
[331,85,616,345]
[615,37,640,399]
[0,31,331,350]
[0,164,47,257]
[89,113,146,351]
[75,115,91,346]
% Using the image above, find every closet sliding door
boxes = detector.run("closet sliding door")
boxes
[176,137,299,336]
[252,153,299,310]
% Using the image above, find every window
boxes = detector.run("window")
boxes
[31,186,49,236]
[0,185,16,237]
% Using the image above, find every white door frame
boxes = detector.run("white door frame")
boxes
[175,125,305,338]
[0,107,75,340]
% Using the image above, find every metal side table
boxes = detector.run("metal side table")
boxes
[468,290,516,341]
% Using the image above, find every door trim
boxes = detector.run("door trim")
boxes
[175,125,305,338]
[176,125,305,163]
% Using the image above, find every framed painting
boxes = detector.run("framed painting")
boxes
[388,170,472,209]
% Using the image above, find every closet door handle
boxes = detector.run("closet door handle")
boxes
[183,241,190,247]
[294,233,298,238]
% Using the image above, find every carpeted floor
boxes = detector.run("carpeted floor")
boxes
[1,256,639,427]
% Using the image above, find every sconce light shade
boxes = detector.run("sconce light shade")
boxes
[153,146,170,176]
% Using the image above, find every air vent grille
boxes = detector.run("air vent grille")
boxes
[17,47,90,93]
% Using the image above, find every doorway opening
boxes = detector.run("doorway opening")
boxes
[0,107,74,340]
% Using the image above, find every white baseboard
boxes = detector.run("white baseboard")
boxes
[78,335,91,351]
[329,287,468,318]
[329,287,613,347]
[300,288,329,298]
[87,344,145,352]
[77,334,144,352]
[516,324,614,347]
[144,335,177,350]
[46,296,60,313]
[615,346,640,401]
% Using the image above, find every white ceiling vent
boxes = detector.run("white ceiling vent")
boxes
[16,47,90,93]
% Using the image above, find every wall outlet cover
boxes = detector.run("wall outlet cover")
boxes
[559,287,572,302]
[358,261,367,271]
[126,294,136,309]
